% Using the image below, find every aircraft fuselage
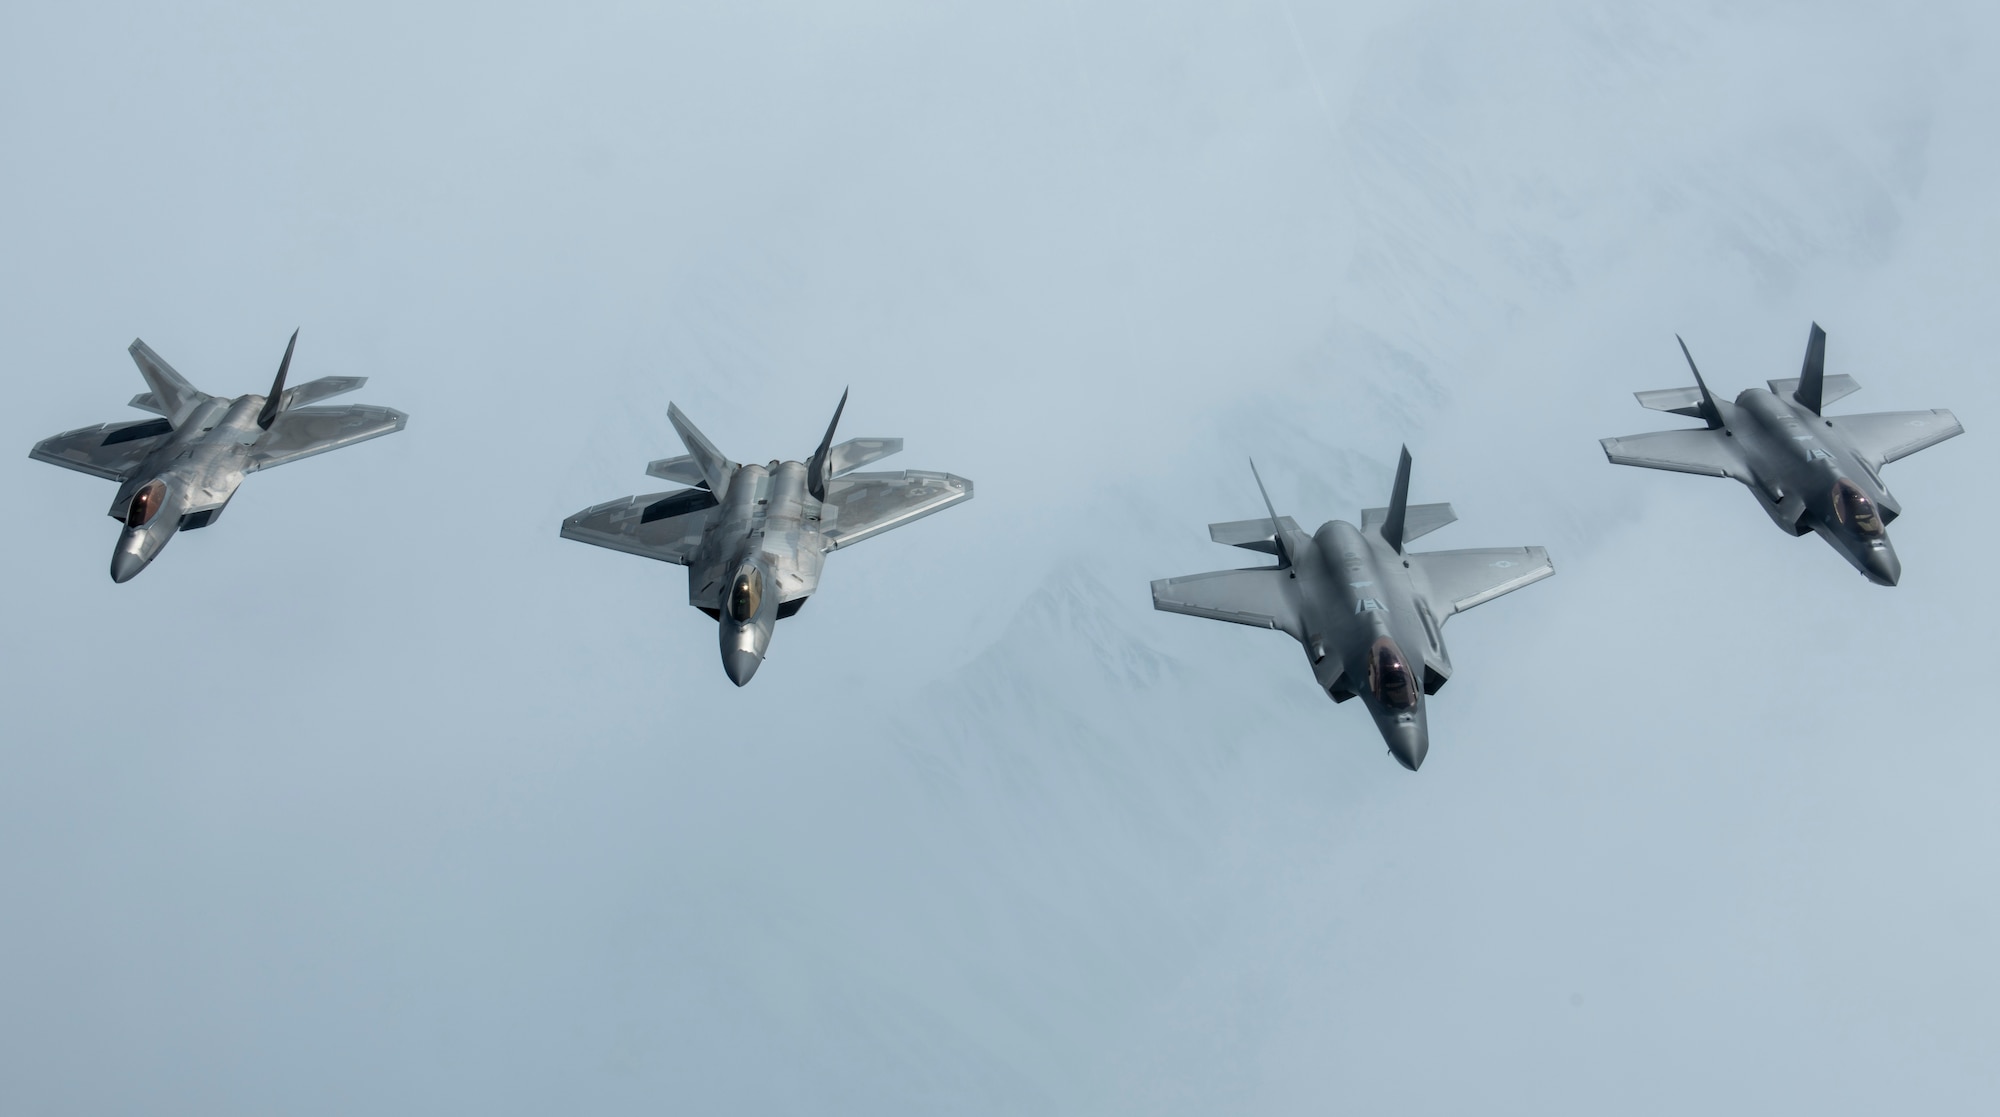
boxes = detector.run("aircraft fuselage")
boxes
[1720,387,1901,585]
[1284,519,1440,771]
[107,393,271,582]
[689,459,829,685]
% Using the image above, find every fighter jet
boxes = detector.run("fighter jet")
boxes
[1601,325,1963,585]
[1152,450,1553,771]
[560,391,972,686]
[29,332,407,582]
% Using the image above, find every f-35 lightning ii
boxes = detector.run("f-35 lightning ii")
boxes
[1153,450,1553,771]
[561,391,973,686]
[29,332,407,582]
[1601,325,1963,585]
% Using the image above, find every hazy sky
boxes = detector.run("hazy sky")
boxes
[3,2,1996,1114]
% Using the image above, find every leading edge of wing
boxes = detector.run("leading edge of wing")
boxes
[1600,427,1750,481]
[819,470,972,551]
[29,418,175,481]
[1409,546,1554,617]
[1151,567,1304,639]
[559,490,716,565]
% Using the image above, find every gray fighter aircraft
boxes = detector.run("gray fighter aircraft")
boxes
[29,332,407,582]
[561,392,973,686]
[1153,450,1553,771]
[1601,325,1963,585]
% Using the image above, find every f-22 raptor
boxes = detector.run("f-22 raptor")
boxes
[1153,450,1553,771]
[30,333,407,582]
[561,392,973,686]
[1602,325,1963,585]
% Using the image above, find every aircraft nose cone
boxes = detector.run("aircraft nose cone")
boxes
[1384,720,1429,771]
[1863,545,1901,587]
[722,649,763,687]
[109,548,148,583]
[1390,735,1428,771]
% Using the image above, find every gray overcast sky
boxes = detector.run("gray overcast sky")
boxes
[3,2,1996,1114]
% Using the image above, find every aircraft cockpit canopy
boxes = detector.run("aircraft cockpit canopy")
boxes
[124,479,167,529]
[1368,637,1420,711]
[1832,478,1885,538]
[727,566,765,623]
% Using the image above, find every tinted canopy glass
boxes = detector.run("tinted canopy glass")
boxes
[727,567,764,623]
[124,479,167,528]
[1368,637,1420,710]
[1832,478,1884,538]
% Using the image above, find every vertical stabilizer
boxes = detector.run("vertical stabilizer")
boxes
[806,388,848,501]
[1794,322,1828,415]
[257,329,299,430]
[127,339,208,427]
[1380,445,1413,553]
[1674,335,1726,430]
[666,403,739,499]
[1247,459,1290,567]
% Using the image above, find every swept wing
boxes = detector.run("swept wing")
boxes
[29,418,175,481]
[248,405,407,471]
[1410,547,1555,617]
[1600,428,1750,481]
[1151,567,1304,638]
[1833,409,1963,468]
[820,470,972,550]
[560,489,718,565]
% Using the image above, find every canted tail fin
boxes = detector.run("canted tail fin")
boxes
[256,329,299,430]
[1247,459,1290,567]
[1794,322,1828,415]
[806,388,848,501]
[1379,445,1414,553]
[666,403,739,499]
[1673,335,1726,430]
[126,339,210,427]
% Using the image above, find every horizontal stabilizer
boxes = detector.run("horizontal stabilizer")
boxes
[1361,502,1456,543]
[645,454,710,486]
[279,375,367,410]
[128,391,168,415]
[1765,373,1859,408]
[1208,516,1304,554]
[828,437,902,476]
[1634,386,1709,419]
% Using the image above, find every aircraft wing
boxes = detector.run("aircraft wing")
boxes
[1151,567,1304,639]
[1600,428,1750,481]
[29,417,174,481]
[820,470,972,550]
[247,405,407,471]
[1834,409,1963,467]
[560,488,718,565]
[1409,547,1554,618]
